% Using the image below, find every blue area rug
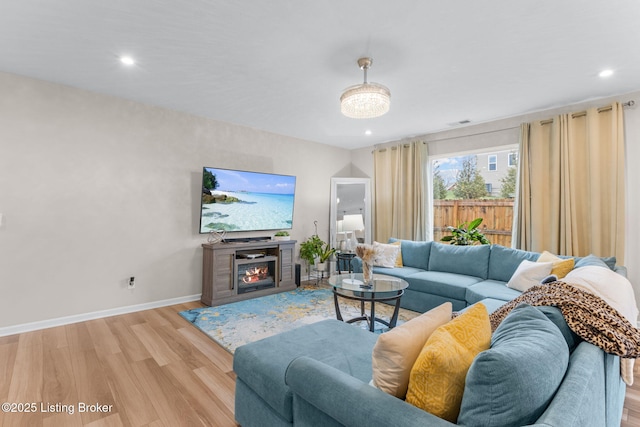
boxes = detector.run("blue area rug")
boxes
[179,284,419,353]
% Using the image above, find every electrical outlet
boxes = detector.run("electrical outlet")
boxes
[128,276,135,289]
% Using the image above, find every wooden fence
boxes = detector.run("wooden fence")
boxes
[433,199,515,247]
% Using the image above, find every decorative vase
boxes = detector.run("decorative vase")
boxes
[362,259,373,285]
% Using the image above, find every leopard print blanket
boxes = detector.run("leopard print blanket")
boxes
[489,281,640,359]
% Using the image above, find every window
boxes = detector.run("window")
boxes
[508,152,517,167]
[488,155,497,171]
[431,144,518,247]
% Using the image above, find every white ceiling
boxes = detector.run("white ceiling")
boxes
[1,1,639,150]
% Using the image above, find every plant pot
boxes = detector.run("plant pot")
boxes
[274,236,290,241]
[315,262,327,272]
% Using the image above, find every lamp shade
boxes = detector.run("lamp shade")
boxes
[340,57,391,119]
[342,214,364,232]
[340,83,391,118]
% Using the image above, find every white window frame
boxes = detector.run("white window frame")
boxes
[508,152,517,167]
[488,154,497,171]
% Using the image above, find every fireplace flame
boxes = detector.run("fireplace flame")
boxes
[242,265,269,283]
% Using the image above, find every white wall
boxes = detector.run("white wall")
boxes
[0,72,350,328]
[2,71,637,329]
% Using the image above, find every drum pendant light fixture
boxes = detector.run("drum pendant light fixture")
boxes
[340,57,391,119]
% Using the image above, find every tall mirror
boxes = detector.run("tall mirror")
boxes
[330,178,372,252]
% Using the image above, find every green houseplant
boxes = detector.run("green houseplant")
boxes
[440,217,490,245]
[300,235,335,270]
[274,230,290,241]
[317,242,336,264]
[300,235,324,265]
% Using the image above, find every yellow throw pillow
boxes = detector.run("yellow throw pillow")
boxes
[537,251,575,278]
[371,302,452,398]
[405,303,491,422]
[391,241,403,267]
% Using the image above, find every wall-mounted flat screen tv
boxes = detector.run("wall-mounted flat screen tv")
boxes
[200,167,296,233]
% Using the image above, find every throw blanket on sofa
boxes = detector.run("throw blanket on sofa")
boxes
[489,281,640,385]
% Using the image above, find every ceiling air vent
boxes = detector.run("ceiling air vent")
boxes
[447,119,472,127]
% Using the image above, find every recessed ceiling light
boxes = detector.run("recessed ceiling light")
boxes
[599,69,614,78]
[120,56,135,66]
[365,130,372,136]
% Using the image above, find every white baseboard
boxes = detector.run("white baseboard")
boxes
[0,294,202,337]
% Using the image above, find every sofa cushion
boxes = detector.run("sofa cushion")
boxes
[466,297,507,314]
[507,260,553,291]
[373,241,402,268]
[458,304,569,426]
[390,241,403,267]
[574,254,611,269]
[404,271,483,301]
[371,302,452,398]
[428,242,490,279]
[536,306,581,351]
[537,251,575,278]
[372,266,426,280]
[570,254,617,270]
[488,245,540,282]
[406,303,491,422]
[389,239,431,270]
[466,280,522,304]
[233,319,377,422]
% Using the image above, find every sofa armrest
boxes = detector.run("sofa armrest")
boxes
[350,256,363,273]
[528,342,610,427]
[285,356,455,427]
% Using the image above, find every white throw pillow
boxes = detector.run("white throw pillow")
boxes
[507,260,553,292]
[371,302,453,398]
[373,241,401,268]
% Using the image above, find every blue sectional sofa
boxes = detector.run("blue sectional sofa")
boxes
[351,240,625,314]
[233,241,628,426]
[234,316,625,426]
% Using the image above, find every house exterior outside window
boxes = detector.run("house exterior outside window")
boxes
[488,155,497,171]
[433,144,518,245]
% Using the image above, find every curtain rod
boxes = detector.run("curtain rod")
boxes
[374,125,521,151]
[375,100,636,147]
[420,126,520,144]
[540,100,635,124]
[374,140,426,153]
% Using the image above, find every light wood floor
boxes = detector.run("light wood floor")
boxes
[1,301,639,427]
[0,301,237,427]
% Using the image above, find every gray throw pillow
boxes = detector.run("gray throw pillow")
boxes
[457,304,569,426]
[574,254,613,270]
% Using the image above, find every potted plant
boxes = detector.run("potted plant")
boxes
[315,242,336,271]
[274,231,290,241]
[300,235,335,271]
[440,217,491,245]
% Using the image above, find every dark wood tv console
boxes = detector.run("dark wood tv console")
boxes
[201,240,297,306]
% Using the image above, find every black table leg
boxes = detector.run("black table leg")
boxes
[389,290,402,328]
[367,292,377,332]
[333,291,343,321]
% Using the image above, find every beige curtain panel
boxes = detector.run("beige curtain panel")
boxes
[373,141,428,243]
[515,102,625,263]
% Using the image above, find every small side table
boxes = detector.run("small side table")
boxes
[336,252,356,274]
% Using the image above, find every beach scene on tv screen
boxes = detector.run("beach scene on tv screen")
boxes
[201,168,296,232]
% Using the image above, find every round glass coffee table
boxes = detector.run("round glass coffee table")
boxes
[328,273,409,332]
